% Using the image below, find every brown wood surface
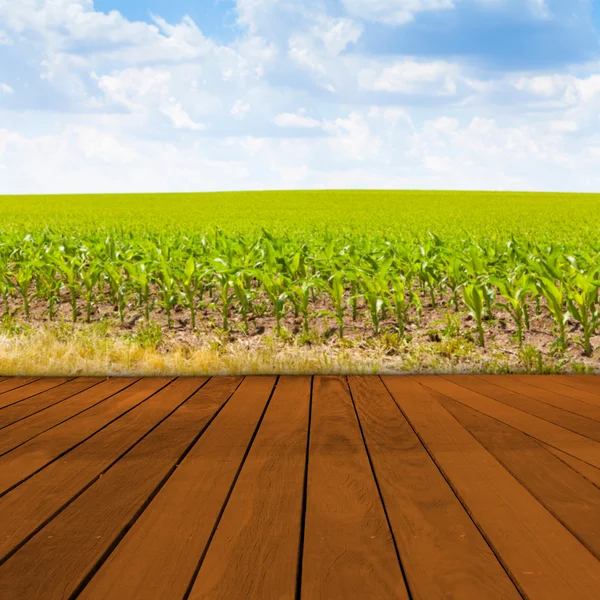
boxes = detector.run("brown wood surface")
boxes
[435,391,600,558]
[0,375,599,599]
[557,375,600,395]
[478,374,600,421]
[0,378,138,455]
[0,377,215,600]
[350,376,521,600]
[448,375,600,442]
[0,377,41,395]
[79,376,274,600]
[0,378,72,410]
[0,377,102,430]
[389,376,600,600]
[0,378,173,496]
[187,376,311,600]
[301,376,409,600]
[539,442,600,489]
[513,375,600,408]
[421,376,600,469]
[0,378,174,560]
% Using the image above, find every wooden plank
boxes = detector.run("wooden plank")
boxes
[385,375,600,600]
[301,376,409,600]
[0,377,230,600]
[435,390,600,559]
[0,378,41,396]
[0,377,179,561]
[349,376,521,600]
[0,378,139,456]
[0,378,173,496]
[447,375,600,442]
[513,375,600,408]
[539,442,600,489]
[420,376,600,469]
[0,377,103,430]
[556,375,600,395]
[79,376,275,600]
[477,375,600,422]
[184,376,310,600]
[0,378,72,410]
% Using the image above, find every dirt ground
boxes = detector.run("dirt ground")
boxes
[0,288,598,375]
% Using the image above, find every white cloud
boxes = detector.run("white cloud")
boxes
[0,0,598,194]
[312,16,363,55]
[161,100,205,131]
[231,100,251,120]
[527,0,549,19]
[273,113,322,128]
[0,83,13,94]
[342,0,456,25]
[549,120,578,134]
[358,59,461,95]
[322,112,383,161]
[367,106,413,128]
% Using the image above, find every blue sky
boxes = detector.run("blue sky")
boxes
[94,0,239,41]
[1,0,600,193]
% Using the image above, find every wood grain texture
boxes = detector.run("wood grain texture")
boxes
[447,375,600,442]
[350,376,520,600]
[512,375,600,408]
[0,378,41,396]
[386,376,600,600]
[556,375,600,395]
[539,442,600,489]
[0,375,599,600]
[0,378,174,560]
[187,376,311,600]
[0,378,72,410]
[436,391,600,559]
[0,377,216,600]
[0,377,102,430]
[420,376,600,469]
[478,375,600,422]
[0,378,138,455]
[79,376,275,600]
[301,376,409,600]
[0,378,173,496]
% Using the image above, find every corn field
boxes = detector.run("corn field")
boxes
[1,229,599,356]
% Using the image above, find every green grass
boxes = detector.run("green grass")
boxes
[1,190,600,241]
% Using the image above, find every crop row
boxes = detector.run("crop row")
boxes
[1,231,599,355]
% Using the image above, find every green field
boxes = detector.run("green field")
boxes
[2,190,600,240]
[0,190,599,375]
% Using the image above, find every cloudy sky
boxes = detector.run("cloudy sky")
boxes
[0,0,599,193]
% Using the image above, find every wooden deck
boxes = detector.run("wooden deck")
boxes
[0,376,599,599]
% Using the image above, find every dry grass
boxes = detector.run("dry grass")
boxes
[0,319,596,376]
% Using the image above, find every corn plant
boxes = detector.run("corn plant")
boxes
[80,259,102,323]
[565,273,600,356]
[290,278,314,334]
[126,262,153,322]
[232,272,254,334]
[104,263,128,324]
[537,277,569,351]
[492,274,535,345]
[463,282,486,347]
[157,258,178,328]
[259,272,288,336]
[180,257,200,330]
[322,273,346,338]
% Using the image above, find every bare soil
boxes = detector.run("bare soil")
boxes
[1,288,598,374]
